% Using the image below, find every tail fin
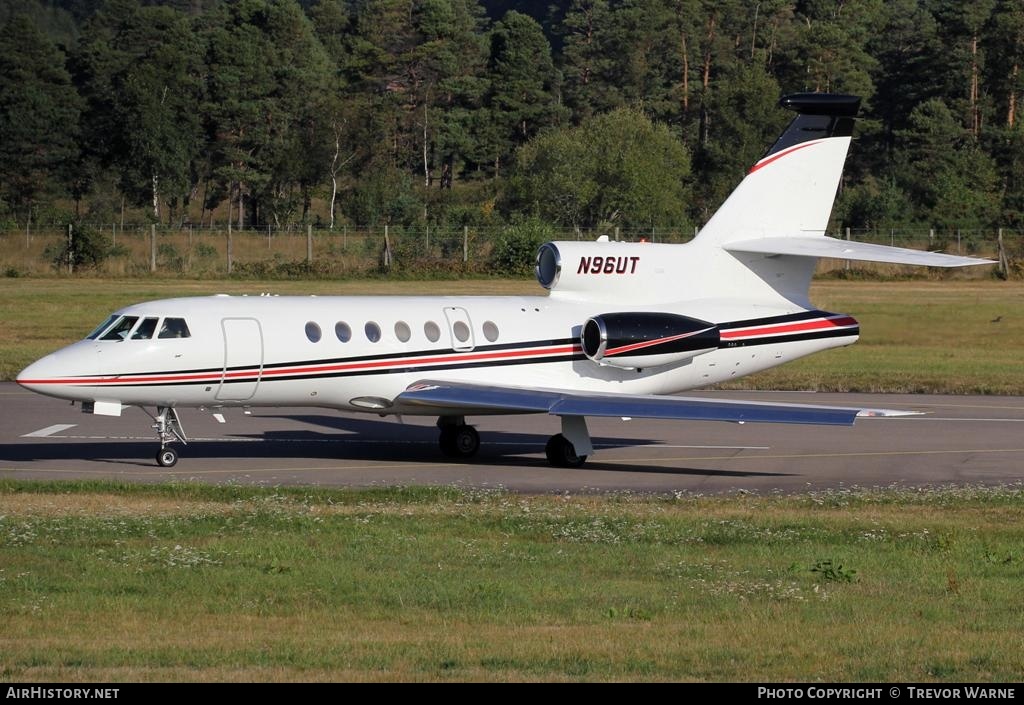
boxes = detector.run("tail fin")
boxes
[695,93,860,247]
[691,94,993,307]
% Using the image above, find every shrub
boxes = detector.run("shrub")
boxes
[489,218,554,276]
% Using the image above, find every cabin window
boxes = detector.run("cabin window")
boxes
[482,321,499,342]
[86,314,120,340]
[395,321,411,342]
[424,321,441,343]
[453,320,471,343]
[305,321,322,343]
[100,316,139,341]
[158,318,191,339]
[365,321,382,343]
[131,317,159,340]
[335,321,352,343]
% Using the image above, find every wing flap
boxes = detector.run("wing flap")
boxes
[395,381,917,426]
[724,235,995,268]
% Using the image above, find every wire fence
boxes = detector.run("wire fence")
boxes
[0,224,1019,278]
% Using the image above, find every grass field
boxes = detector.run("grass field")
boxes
[1,481,1022,682]
[2,277,1023,393]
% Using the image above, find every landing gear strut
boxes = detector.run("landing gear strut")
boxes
[151,406,187,467]
[437,416,480,458]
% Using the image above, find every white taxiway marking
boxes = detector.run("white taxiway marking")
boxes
[22,424,77,438]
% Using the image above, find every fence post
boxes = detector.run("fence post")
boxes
[307,224,313,264]
[150,224,157,273]
[957,229,961,255]
[845,226,851,272]
[614,226,619,242]
[463,225,468,263]
[227,220,233,275]
[383,224,392,270]
[67,223,73,275]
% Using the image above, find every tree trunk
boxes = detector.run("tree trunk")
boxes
[199,177,208,229]
[1010,63,1019,128]
[422,101,430,188]
[681,32,689,112]
[152,172,160,222]
[703,14,716,91]
[750,2,760,62]
[970,34,981,137]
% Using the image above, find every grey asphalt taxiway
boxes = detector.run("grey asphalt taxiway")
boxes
[1,382,1023,493]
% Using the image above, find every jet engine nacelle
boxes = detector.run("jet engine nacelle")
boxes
[581,312,720,369]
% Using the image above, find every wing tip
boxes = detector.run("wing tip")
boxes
[856,409,925,418]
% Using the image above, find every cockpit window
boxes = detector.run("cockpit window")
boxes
[158,317,190,339]
[86,314,120,340]
[100,316,139,341]
[131,317,159,340]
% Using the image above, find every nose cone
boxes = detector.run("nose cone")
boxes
[17,354,64,396]
[17,341,96,400]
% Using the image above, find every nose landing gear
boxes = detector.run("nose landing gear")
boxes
[150,406,187,467]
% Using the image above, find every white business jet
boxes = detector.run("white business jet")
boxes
[17,94,992,468]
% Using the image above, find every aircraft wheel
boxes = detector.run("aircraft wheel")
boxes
[545,434,587,468]
[156,447,178,468]
[439,425,479,458]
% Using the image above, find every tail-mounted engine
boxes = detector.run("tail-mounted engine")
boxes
[582,312,719,370]
[536,240,686,303]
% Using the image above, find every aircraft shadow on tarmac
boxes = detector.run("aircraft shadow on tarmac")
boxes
[1,412,795,478]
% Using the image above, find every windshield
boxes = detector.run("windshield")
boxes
[86,314,120,340]
[131,317,159,340]
[100,316,139,341]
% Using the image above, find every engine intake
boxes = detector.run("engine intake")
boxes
[582,312,720,369]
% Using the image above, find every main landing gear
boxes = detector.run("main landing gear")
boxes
[436,414,593,468]
[437,416,480,458]
[150,406,187,467]
[545,416,593,468]
[545,434,587,468]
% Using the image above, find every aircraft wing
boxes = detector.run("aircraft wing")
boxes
[394,380,918,426]
[724,235,995,267]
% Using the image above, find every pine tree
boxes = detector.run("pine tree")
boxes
[0,14,82,215]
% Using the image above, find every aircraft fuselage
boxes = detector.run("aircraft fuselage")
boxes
[17,293,859,415]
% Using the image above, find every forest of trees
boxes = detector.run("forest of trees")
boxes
[3,0,1024,236]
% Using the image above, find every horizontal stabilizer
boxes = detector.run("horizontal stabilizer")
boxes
[396,380,919,426]
[724,236,995,268]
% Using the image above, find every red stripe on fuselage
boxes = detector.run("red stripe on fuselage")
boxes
[721,316,858,340]
[17,344,582,386]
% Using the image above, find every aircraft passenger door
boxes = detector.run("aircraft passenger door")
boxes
[216,318,264,401]
[443,307,475,352]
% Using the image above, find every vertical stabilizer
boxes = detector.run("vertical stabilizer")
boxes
[695,93,861,247]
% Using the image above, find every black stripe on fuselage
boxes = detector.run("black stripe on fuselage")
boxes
[717,309,834,330]
[71,326,857,389]
[68,337,580,379]
[720,327,858,348]
[74,353,587,388]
